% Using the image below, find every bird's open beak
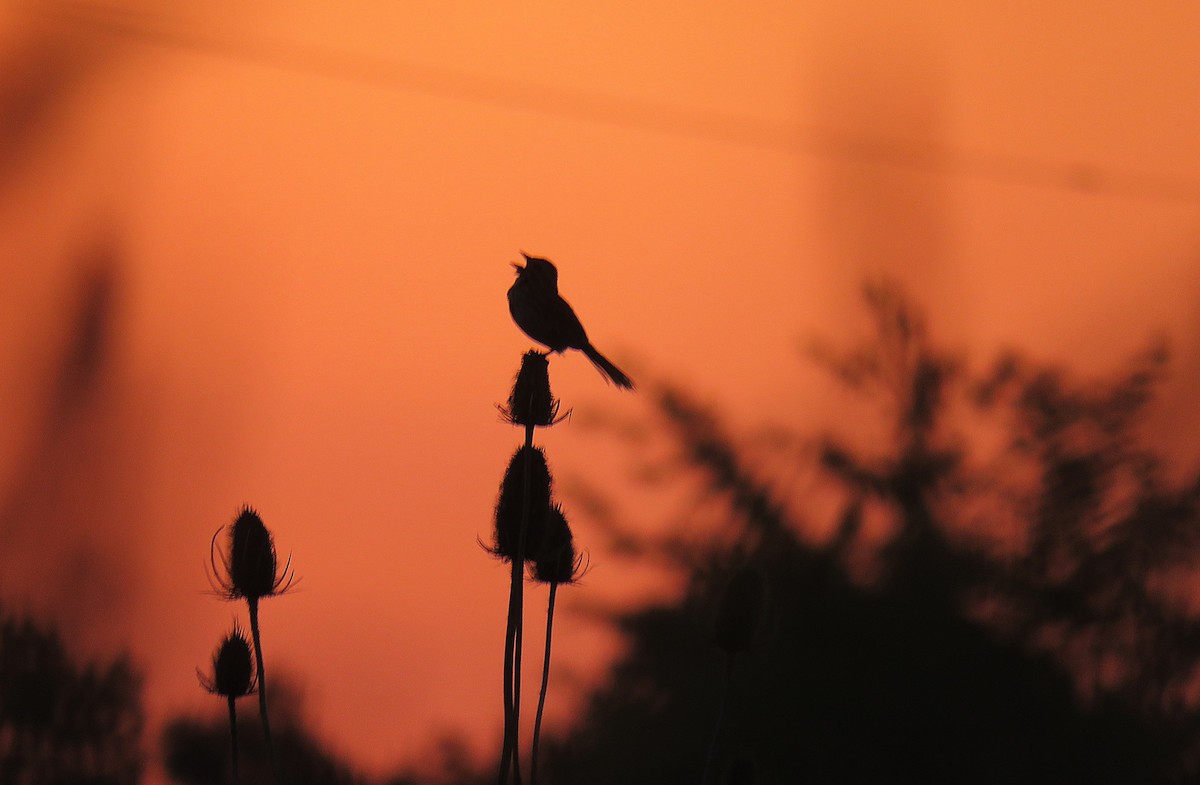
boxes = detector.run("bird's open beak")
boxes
[511,261,524,272]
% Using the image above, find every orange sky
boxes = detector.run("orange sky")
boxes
[1,2,1199,781]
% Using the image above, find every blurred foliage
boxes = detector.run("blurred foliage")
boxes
[163,678,491,785]
[163,677,366,785]
[537,281,1200,783]
[383,735,492,785]
[0,606,143,785]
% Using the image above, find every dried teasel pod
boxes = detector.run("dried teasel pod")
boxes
[532,504,586,585]
[210,506,295,601]
[199,624,255,698]
[499,350,565,428]
[491,445,553,561]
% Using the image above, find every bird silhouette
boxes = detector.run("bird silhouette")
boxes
[508,253,633,389]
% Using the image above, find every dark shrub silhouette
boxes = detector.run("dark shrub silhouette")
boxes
[536,282,1199,784]
[0,606,144,784]
[164,677,364,785]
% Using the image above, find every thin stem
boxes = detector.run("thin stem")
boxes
[530,582,558,785]
[700,654,736,785]
[499,547,519,784]
[227,696,240,785]
[500,423,536,785]
[513,423,534,784]
[248,598,279,785]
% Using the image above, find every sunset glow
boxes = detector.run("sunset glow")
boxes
[1,3,1198,783]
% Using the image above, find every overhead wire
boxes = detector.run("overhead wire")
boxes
[32,2,1200,204]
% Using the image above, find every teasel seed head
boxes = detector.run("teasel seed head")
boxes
[199,623,255,698]
[209,505,296,601]
[532,504,586,585]
[489,445,552,561]
[499,350,565,427]
[713,565,767,655]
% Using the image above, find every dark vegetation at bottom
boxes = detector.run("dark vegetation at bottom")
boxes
[163,680,366,785]
[0,608,143,785]
[538,529,1177,784]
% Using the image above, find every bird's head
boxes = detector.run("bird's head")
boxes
[513,252,559,289]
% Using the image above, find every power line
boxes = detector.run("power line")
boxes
[38,2,1200,204]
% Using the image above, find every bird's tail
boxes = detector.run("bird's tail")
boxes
[582,343,634,389]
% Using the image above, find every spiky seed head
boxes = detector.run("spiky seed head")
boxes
[713,565,767,654]
[200,625,255,698]
[532,504,584,584]
[210,505,295,601]
[229,507,278,600]
[501,350,562,427]
[491,446,552,561]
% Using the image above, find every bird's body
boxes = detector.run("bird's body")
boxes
[508,254,633,389]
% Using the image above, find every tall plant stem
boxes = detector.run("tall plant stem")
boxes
[227,696,241,785]
[499,553,518,785]
[700,653,736,785]
[248,598,279,785]
[530,581,558,785]
[500,422,536,785]
[499,547,523,784]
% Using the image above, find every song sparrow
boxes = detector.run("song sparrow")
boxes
[508,254,634,389]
